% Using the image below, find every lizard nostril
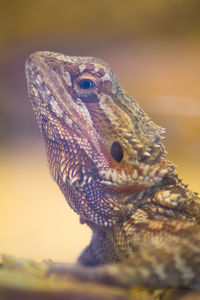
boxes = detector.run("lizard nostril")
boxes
[110,142,123,163]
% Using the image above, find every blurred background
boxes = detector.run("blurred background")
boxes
[0,0,200,263]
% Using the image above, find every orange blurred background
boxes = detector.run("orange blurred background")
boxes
[0,0,200,263]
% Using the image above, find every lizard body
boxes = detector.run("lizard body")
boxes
[25,51,200,290]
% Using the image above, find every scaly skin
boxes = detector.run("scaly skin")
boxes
[25,51,200,289]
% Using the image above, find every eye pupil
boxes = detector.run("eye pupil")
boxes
[78,79,95,89]
[110,142,123,163]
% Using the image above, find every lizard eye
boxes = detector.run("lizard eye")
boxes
[78,79,95,90]
[74,73,99,103]
[110,142,123,163]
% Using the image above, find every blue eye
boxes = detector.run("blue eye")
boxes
[78,79,95,89]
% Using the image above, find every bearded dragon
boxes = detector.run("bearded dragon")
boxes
[25,51,200,290]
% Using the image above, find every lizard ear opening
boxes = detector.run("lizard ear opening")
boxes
[110,142,123,163]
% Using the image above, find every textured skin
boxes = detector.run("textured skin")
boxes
[25,51,200,290]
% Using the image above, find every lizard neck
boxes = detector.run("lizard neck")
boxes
[83,169,200,235]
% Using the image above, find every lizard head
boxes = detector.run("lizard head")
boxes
[26,51,173,227]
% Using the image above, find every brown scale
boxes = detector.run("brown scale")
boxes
[26,51,200,291]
